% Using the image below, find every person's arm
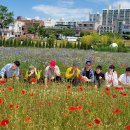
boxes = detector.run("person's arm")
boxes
[0,64,10,78]
[44,67,48,87]
[105,72,109,81]
[15,68,20,80]
[88,70,94,82]
[54,66,61,77]
[118,74,123,85]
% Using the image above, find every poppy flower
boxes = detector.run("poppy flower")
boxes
[0,119,9,126]
[69,106,82,111]
[9,104,14,109]
[21,90,26,95]
[66,85,71,89]
[105,88,110,91]
[31,78,37,84]
[8,87,13,91]
[94,118,101,125]
[0,79,6,85]
[0,99,4,105]
[26,116,31,123]
[84,109,89,114]
[88,123,93,128]
[112,108,121,114]
[30,93,34,97]
[120,92,127,97]
[125,125,130,130]
[79,87,83,91]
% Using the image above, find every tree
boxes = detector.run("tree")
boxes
[0,5,14,37]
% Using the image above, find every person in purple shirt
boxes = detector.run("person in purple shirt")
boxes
[0,61,20,80]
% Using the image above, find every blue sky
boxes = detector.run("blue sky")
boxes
[1,0,130,20]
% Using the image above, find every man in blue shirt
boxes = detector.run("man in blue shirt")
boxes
[0,61,20,80]
[81,60,94,83]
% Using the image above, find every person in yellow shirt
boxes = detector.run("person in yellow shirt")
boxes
[65,63,80,86]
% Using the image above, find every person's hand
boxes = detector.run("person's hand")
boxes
[99,76,102,80]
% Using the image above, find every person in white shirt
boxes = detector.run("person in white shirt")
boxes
[105,65,118,87]
[44,60,61,88]
[119,67,130,87]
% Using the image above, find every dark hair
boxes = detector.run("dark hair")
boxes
[14,61,20,67]
[126,67,130,72]
[109,65,115,69]
[96,65,102,70]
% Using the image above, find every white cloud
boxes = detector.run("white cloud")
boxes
[34,16,40,20]
[112,0,130,9]
[32,4,92,20]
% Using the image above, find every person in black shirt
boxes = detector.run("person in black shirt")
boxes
[94,65,105,87]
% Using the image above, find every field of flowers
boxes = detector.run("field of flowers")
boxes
[0,47,130,130]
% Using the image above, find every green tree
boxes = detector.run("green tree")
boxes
[0,5,14,37]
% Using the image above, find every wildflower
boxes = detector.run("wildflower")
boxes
[94,118,101,125]
[125,125,130,130]
[31,78,37,84]
[79,87,83,91]
[26,116,31,123]
[0,99,4,105]
[8,87,13,91]
[9,104,14,109]
[112,108,121,114]
[21,90,26,95]
[0,119,9,126]
[88,123,93,128]
[84,109,89,114]
[66,85,71,89]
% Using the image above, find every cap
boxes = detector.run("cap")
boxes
[86,60,92,66]
[50,60,56,68]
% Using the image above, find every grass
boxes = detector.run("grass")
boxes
[0,47,130,130]
[0,82,130,130]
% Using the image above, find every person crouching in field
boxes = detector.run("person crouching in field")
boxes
[118,67,130,87]
[105,65,118,87]
[80,60,94,84]
[0,61,20,81]
[94,65,105,88]
[44,60,61,88]
[65,62,80,86]
[24,66,41,84]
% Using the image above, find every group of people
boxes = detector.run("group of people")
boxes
[0,60,130,88]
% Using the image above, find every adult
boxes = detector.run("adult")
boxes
[65,62,80,86]
[0,61,20,80]
[44,60,61,87]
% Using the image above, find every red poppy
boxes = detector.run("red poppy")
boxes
[8,87,13,91]
[84,109,89,114]
[69,106,82,111]
[125,125,130,130]
[0,119,9,126]
[9,104,14,109]
[31,78,37,84]
[66,85,71,89]
[94,118,101,125]
[120,92,128,97]
[79,87,83,91]
[0,79,6,84]
[88,123,93,128]
[0,99,4,105]
[105,87,110,91]
[115,87,124,91]
[21,90,26,95]
[112,108,121,114]
[105,91,110,96]
[26,116,31,123]
[79,75,83,80]
[30,93,34,97]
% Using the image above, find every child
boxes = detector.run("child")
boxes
[105,65,118,87]
[24,66,41,84]
[119,67,130,87]
[94,65,105,87]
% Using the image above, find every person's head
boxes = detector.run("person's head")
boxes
[12,61,20,70]
[85,61,92,70]
[96,65,102,74]
[29,66,35,73]
[108,65,115,73]
[126,67,130,76]
[49,60,56,69]
[72,62,79,70]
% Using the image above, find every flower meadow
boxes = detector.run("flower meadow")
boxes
[0,47,130,130]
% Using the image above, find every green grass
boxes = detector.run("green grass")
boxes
[0,82,130,130]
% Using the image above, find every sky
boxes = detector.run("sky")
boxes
[1,0,130,20]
